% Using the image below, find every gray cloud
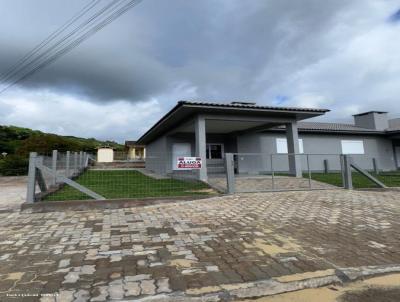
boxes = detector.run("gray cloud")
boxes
[1,0,400,140]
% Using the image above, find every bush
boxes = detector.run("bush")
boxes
[0,155,29,176]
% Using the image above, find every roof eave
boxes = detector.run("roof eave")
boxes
[137,101,330,144]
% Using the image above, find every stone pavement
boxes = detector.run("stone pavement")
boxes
[0,189,400,301]
[208,174,335,192]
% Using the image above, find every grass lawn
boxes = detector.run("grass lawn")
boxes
[308,171,400,188]
[44,170,214,201]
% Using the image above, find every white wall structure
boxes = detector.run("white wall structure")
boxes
[97,148,114,163]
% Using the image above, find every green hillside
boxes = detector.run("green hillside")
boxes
[0,125,123,176]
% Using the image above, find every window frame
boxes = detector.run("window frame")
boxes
[341,140,365,155]
[276,138,304,154]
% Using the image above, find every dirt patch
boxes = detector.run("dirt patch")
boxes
[363,273,400,287]
[339,287,400,302]
[186,286,221,295]
[276,269,335,283]
[168,259,197,268]
[241,273,400,302]
[6,272,25,280]
[244,236,301,257]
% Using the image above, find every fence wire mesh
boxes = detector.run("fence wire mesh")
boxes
[207,153,347,193]
[35,151,213,202]
[25,150,400,202]
[342,154,400,188]
[208,153,400,193]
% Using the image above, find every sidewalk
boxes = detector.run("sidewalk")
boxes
[0,189,399,301]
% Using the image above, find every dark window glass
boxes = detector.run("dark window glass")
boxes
[209,144,222,159]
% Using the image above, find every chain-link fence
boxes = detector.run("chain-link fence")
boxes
[208,153,345,192]
[340,154,400,189]
[27,150,214,202]
[26,150,399,202]
[208,153,399,193]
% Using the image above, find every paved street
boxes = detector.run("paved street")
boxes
[0,189,400,301]
[0,177,27,212]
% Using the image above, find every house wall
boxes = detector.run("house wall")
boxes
[236,132,397,173]
[145,132,237,176]
[127,146,145,159]
[146,130,397,176]
[145,136,168,174]
[166,133,237,175]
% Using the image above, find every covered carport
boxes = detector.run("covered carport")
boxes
[137,101,329,181]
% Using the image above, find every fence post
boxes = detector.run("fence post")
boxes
[35,156,47,192]
[373,158,379,175]
[79,151,83,170]
[26,152,37,203]
[307,155,312,189]
[66,151,70,177]
[74,152,78,175]
[342,155,353,189]
[324,159,329,174]
[51,150,57,185]
[225,153,235,194]
[271,154,275,190]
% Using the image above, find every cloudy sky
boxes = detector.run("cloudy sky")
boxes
[0,0,400,142]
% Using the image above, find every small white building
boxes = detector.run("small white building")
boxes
[97,147,114,163]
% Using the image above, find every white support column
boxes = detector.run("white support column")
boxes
[195,115,208,182]
[286,122,302,178]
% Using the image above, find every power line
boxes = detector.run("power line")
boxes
[1,0,124,85]
[0,0,143,95]
[0,0,101,82]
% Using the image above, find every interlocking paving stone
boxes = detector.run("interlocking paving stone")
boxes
[0,189,400,300]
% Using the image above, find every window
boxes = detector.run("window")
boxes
[276,138,304,154]
[206,144,224,159]
[341,140,364,154]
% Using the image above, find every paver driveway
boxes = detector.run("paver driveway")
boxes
[0,189,399,301]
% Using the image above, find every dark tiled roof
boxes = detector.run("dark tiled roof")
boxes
[353,111,388,116]
[137,100,329,144]
[125,140,137,145]
[386,127,400,133]
[179,100,330,113]
[272,122,384,133]
[298,122,382,132]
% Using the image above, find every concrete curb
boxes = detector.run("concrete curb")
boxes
[125,264,400,302]
[20,195,217,213]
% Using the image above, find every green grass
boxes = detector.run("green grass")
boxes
[44,170,213,201]
[308,171,400,188]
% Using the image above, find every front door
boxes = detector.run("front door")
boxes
[172,143,191,170]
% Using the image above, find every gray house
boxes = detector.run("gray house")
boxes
[136,101,400,181]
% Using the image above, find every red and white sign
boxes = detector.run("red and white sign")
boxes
[176,157,202,169]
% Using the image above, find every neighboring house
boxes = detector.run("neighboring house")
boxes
[97,147,114,163]
[136,101,400,181]
[125,141,146,160]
